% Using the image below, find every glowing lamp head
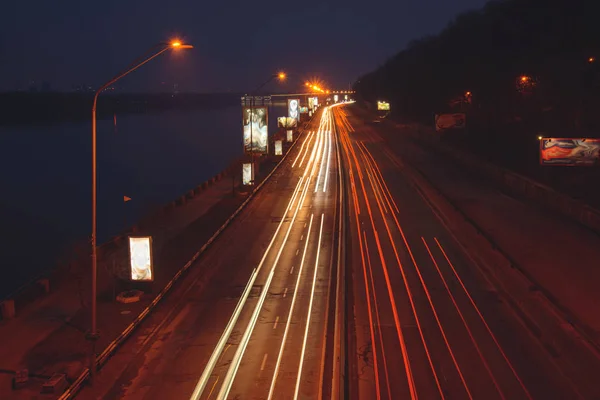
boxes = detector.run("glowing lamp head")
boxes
[589,57,595,63]
[520,75,529,82]
[278,72,286,80]
[171,41,182,48]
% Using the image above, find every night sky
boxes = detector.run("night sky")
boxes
[1,0,489,93]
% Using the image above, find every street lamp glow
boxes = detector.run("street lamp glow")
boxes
[278,72,286,80]
[520,75,529,82]
[88,39,192,383]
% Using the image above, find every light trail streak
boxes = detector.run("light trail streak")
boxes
[293,213,325,400]
[216,173,314,399]
[353,136,445,398]
[298,132,315,169]
[292,131,311,168]
[267,214,315,399]
[336,108,407,399]
[422,237,505,399]
[315,116,329,192]
[339,110,430,399]
[359,229,383,400]
[323,129,333,193]
[434,238,533,399]
[191,117,322,399]
[364,231,393,400]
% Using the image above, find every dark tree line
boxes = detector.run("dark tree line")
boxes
[355,0,600,135]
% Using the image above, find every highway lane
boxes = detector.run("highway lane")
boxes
[333,105,578,399]
[207,105,340,400]
[77,105,341,400]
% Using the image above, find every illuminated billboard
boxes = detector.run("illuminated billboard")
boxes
[308,97,315,110]
[334,95,339,103]
[288,99,300,121]
[242,163,253,185]
[243,107,268,154]
[344,95,348,100]
[287,130,293,142]
[300,106,308,114]
[540,138,600,166]
[435,113,466,132]
[275,140,283,156]
[377,101,390,111]
[129,236,153,281]
[278,116,297,128]
[309,111,313,117]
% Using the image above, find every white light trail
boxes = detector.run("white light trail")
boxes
[216,174,315,399]
[293,213,325,400]
[267,214,315,399]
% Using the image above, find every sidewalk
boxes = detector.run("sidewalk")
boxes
[380,120,600,340]
[0,169,246,397]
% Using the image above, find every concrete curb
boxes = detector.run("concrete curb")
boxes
[57,122,309,400]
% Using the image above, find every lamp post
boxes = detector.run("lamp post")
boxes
[247,72,286,183]
[88,40,192,383]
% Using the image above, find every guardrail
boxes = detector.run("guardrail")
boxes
[408,124,600,235]
[58,113,315,400]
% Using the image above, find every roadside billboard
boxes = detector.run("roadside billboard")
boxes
[287,130,293,142]
[540,138,600,166]
[435,113,466,132]
[288,99,300,121]
[129,236,153,281]
[377,101,390,111]
[334,95,339,103]
[275,140,283,156]
[278,116,297,128]
[308,97,315,110]
[243,106,268,154]
[242,163,253,185]
[300,106,308,114]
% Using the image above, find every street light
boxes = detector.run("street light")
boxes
[247,72,286,184]
[89,39,192,383]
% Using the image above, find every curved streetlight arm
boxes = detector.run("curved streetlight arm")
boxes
[251,74,279,96]
[92,44,171,111]
[88,40,190,384]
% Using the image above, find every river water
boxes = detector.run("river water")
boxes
[0,102,288,297]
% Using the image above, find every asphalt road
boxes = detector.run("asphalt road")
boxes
[334,105,587,400]
[75,102,598,400]
[78,105,341,400]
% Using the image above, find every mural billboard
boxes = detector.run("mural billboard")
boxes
[435,113,466,132]
[278,116,297,128]
[242,163,253,185]
[243,106,268,154]
[129,236,153,281]
[540,138,600,166]
[287,130,293,142]
[275,140,283,156]
[288,99,300,121]
[377,101,390,111]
